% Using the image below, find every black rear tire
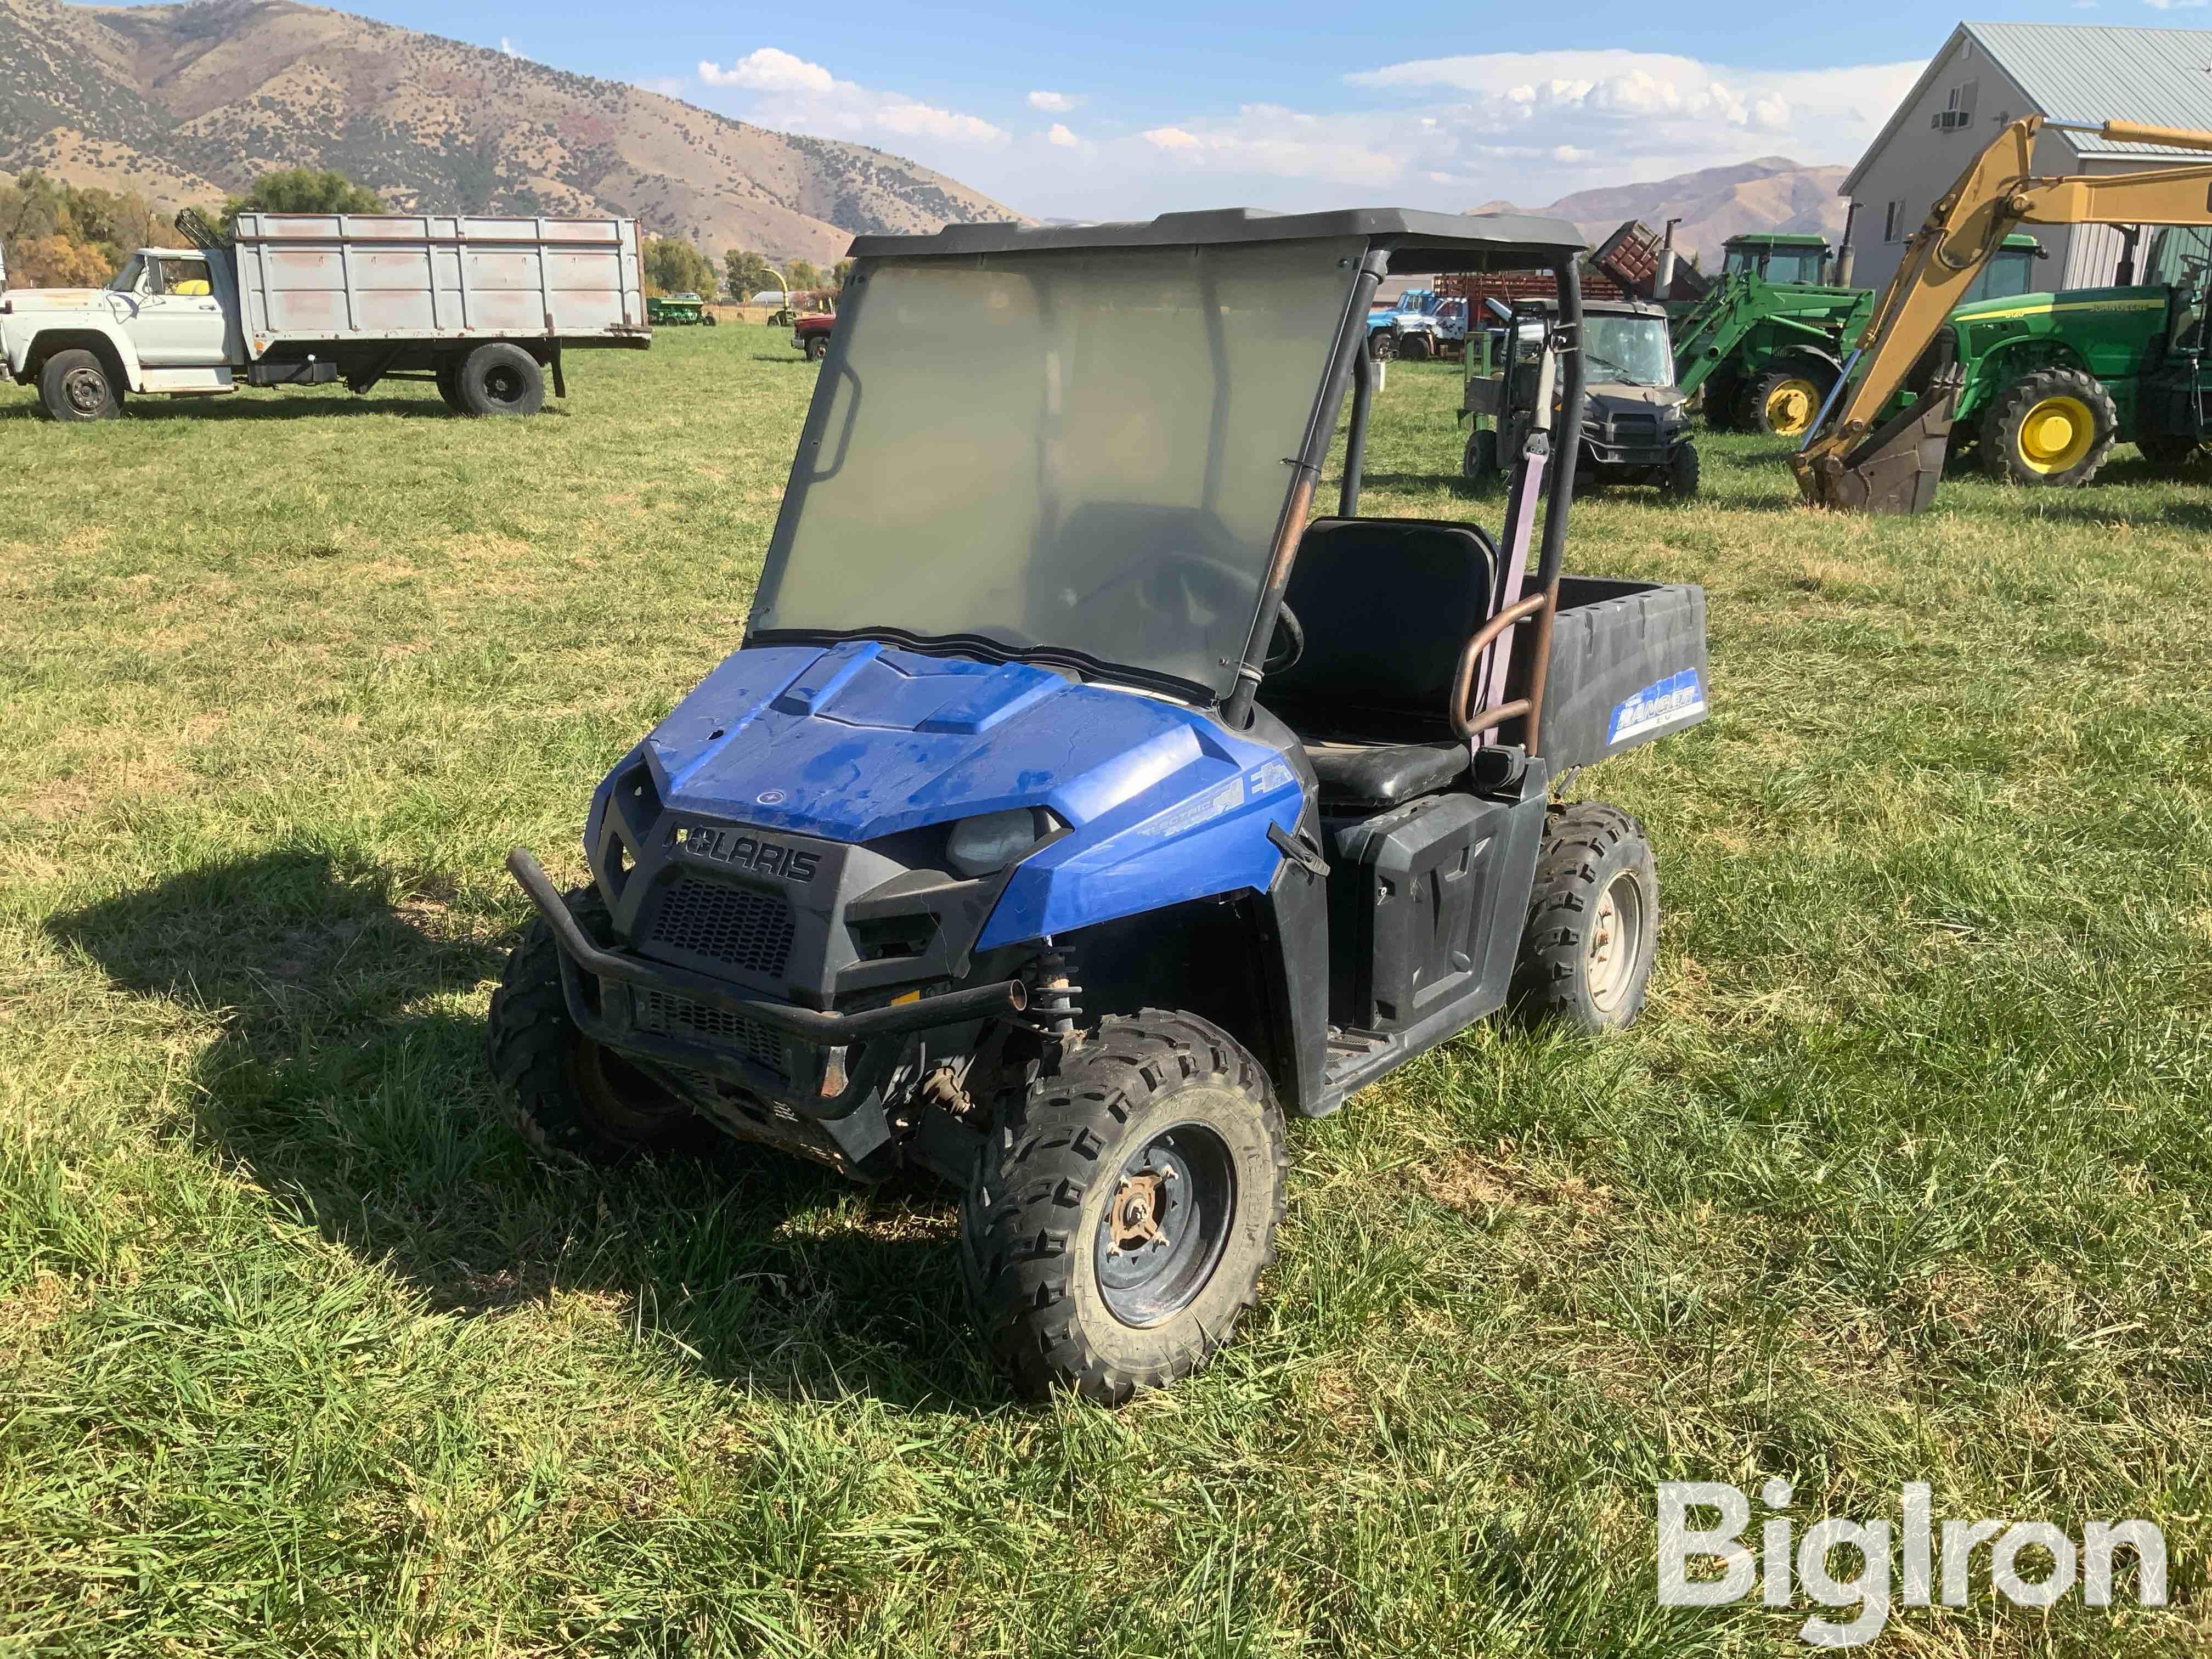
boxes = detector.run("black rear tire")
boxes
[1978,366,2115,487]
[433,356,465,411]
[960,1011,1288,1403]
[486,884,712,1163]
[39,348,122,421]
[804,336,828,362]
[456,342,546,416]
[1513,803,1660,1035]
[1398,331,1432,362]
[1702,371,1741,432]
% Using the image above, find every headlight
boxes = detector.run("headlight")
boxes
[945,808,1052,877]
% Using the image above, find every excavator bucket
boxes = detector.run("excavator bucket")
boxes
[1792,377,1959,514]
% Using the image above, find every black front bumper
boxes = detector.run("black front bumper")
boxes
[507,847,1026,1117]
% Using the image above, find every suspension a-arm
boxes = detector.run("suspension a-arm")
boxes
[1794,115,2212,512]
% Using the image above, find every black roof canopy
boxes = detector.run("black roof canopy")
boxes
[847,206,1588,274]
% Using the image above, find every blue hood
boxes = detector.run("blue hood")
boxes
[623,640,1305,946]
[639,640,1271,840]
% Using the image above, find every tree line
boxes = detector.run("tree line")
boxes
[1,164,855,308]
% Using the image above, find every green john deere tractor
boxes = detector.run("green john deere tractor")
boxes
[1934,224,2212,486]
[1675,232,2046,439]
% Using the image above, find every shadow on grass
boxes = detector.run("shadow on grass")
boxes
[47,849,999,1413]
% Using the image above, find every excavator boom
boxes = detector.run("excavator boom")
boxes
[1793,115,2212,512]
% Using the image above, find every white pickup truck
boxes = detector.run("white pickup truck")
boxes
[1,212,650,421]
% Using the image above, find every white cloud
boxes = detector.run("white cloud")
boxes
[1142,126,1203,150]
[699,47,836,93]
[1029,91,1076,112]
[500,36,523,57]
[2142,0,2208,10]
[692,47,1008,145]
[1047,122,1081,148]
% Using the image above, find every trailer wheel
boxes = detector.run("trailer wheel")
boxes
[1979,367,2115,487]
[1463,427,1499,480]
[455,342,546,416]
[1750,367,1830,438]
[486,883,713,1163]
[2138,433,2207,476]
[1513,803,1659,1035]
[1658,442,1701,500]
[38,349,122,422]
[960,1010,1288,1404]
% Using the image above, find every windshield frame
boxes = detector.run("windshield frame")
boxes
[745,239,1370,704]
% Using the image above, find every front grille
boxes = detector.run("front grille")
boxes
[646,877,796,977]
[635,989,788,1077]
[1609,413,1661,443]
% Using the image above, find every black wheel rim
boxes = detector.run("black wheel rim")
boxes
[1093,1121,1236,1327]
[483,365,524,406]
[63,367,106,414]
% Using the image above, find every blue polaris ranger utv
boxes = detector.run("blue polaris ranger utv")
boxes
[490,208,1709,1402]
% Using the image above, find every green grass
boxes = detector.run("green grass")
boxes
[2,336,2209,1655]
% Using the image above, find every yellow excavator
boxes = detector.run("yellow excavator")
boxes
[1795,114,2212,512]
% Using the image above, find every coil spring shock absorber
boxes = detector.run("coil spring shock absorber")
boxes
[1024,945,1084,1043]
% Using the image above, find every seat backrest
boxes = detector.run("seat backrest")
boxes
[1263,516,1497,741]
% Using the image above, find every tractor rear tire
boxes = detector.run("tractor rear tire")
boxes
[2138,433,2207,475]
[486,884,713,1164]
[1659,442,1701,500]
[959,1010,1288,1404]
[455,342,546,416]
[39,349,122,421]
[1748,366,1832,439]
[1513,803,1660,1035]
[1979,366,2115,487]
[1463,426,1499,481]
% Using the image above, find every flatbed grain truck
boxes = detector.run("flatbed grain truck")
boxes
[2,212,648,420]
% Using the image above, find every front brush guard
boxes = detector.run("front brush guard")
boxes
[506,846,1028,1121]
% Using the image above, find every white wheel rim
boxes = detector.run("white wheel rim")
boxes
[1585,870,1645,1014]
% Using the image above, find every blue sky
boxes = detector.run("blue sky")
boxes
[216,4,2209,215]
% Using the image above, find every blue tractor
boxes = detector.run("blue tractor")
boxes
[490,208,1711,1402]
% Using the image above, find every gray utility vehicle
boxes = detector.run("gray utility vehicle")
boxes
[1462,298,1699,497]
[2,212,648,420]
[490,207,1711,1402]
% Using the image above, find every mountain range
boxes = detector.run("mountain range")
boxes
[1474,157,1852,263]
[0,0,1022,262]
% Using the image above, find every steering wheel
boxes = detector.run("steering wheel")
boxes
[1264,603,1305,673]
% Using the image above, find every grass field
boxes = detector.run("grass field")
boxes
[2,331,2209,1656]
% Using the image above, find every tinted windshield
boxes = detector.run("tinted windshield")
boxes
[752,238,1360,696]
[1764,249,1824,284]
[1962,246,2042,303]
[1583,314,1673,386]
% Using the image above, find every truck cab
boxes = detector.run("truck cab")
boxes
[1,244,245,414]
